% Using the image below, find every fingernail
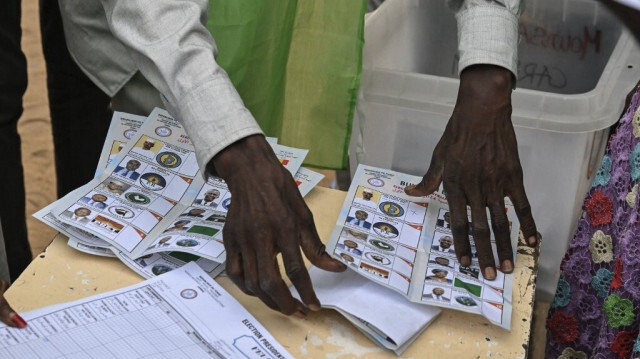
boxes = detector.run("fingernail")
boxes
[10,313,26,328]
[308,304,321,311]
[501,260,513,273]
[405,185,416,192]
[527,235,537,247]
[483,267,497,280]
[293,311,307,319]
[460,256,471,266]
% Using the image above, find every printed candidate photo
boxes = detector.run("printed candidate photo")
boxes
[428,255,455,269]
[131,136,163,158]
[422,284,452,303]
[436,209,451,229]
[432,231,455,255]
[339,228,368,242]
[98,177,132,196]
[194,186,224,208]
[60,205,95,225]
[425,266,453,285]
[337,237,365,256]
[79,192,111,210]
[334,249,361,268]
[352,186,381,209]
[114,157,144,181]
[345,207,373,230]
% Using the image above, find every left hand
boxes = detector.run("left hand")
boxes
[0,279,26,328]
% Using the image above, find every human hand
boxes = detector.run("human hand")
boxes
[0,279,26,328]
[405,65,538,280]
[212,135,347,316]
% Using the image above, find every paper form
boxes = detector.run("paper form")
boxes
[325,165,520,330]
[296,267,440,355]
[0,262,292,359]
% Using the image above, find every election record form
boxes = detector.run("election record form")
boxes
[0,263,292,359]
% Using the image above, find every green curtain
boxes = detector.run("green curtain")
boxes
[207,0,366,170]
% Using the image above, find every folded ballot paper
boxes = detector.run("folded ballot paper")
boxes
[34,109,325,279]
[325,165,521,330]
[0,262,293,359]
[293,267,441,355]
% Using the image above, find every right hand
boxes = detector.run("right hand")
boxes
[405,65,538,280]
[211,135,346,317]
[0,280,26,328]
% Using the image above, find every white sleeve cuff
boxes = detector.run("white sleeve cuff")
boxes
[170,73,264,176]
[456,5,519,77]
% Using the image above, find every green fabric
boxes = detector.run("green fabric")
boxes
[207,0,366,169]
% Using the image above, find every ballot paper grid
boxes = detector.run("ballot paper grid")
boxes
[139,178,231,264]
[58,131,203,255]
[326,166,520,329]
[334,185,427,295]
[420,207,508,324]
[0,286,222,359]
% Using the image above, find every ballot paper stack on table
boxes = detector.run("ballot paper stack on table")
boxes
[34,108,324,279]
[33,109,451,355]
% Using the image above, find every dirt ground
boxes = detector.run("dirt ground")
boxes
[19,0,59,256]
[17,0,549,356]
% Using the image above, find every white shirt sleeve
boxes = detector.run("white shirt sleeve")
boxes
[447,0,523,77]
[100,0,264,174]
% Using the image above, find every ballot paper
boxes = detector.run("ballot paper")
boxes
[52,110,239,260]
[37,109,320,270]
[325,165,520,330]
[270,143,309,176]
[35,111,148,258]
[114,250,225,279]
[297,267,441,355]
[293,167,325,197]
[67,238,115,257]
[0,262,292,359]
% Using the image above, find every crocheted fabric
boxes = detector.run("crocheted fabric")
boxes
[593,155,613,188]
[554,278,572,308]
[559,347,589,359]
[547,86,640,358]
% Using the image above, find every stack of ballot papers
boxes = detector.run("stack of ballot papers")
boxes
[325,165,522,330]
[34,108,325,279]
[34,109,450,354]
[0,262,293,359]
